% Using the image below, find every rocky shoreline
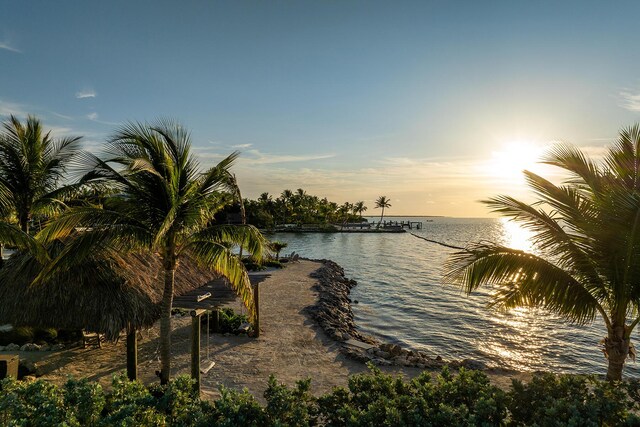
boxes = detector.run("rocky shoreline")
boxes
[305,259,489,372]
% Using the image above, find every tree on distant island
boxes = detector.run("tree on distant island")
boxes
[353,201,368,219]
[444,125,640,381]
[374,196,391,227]
[39,120,268,384]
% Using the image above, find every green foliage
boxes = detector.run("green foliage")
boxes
[212,386,267,426]
[264,376,318,426]
[228,189,368,229]
[1,367,640,426]
[317,365,507,426]
[63,377,105,425]
[210,308,250,334]
[508,372,639,426]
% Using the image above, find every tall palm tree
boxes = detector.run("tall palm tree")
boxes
[0,115,82,233]
[38,120,268,384]
[444,125,640,381]
[374,196,391,227]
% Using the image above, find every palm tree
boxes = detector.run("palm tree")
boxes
[374,196,391,227]
[353,201,367,219]
[270,241,288,260]
[0,115,82,233]
[38,120,268,384]
[444,125,640,381]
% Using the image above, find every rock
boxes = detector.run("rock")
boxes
[6,343,20,351]
[22,375,37,382]
[0,346,4,351]
[461,359,486,370]
[353,300,359,304]
[435,355,443,361]
[372,358,392,366]
[234,322,252,334]
[417,363,427,369]
[380,343,403,356]
[0,324,13,332]
[20,343,40,352]
[39,344,50,351]
[50,343,65,351]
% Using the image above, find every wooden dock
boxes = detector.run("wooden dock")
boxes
[375,220,423,230]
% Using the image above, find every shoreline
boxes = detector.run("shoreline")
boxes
[305,258,516,373]
[6,259,528,397]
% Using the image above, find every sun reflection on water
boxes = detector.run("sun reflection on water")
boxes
[499,217,534,252]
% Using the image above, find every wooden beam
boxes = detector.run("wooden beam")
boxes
[126,330,137,381]
[191,313,201,395]
[190,309,207,317]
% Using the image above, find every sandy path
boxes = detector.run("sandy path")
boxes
[19,260,525,399]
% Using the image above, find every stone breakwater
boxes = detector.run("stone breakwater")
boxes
[306,259,489,372]
[305,259,377,344]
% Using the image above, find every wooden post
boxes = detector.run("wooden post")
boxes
[190,310,205,395]
[253,282,260,337]
[212,309,220,333]
[126,330,137,381]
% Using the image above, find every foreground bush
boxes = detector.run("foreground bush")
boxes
[2,366,640,426]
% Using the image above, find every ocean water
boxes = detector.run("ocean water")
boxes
[269,217,640,377]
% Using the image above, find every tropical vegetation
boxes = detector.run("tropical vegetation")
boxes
[3,366,640,426]
[0,115,82,234]
[233,189,369,229]
[0,117,268,385]
[445,125,640,381]
[37,120,268,384]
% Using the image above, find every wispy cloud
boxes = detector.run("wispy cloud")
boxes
[75,90,97,99]
[0,41,21,53]
[619,91,640,112]
[195,147,335,165]
[231,143,253,149]
[241,149,335,165]
[0,99,28,117]
[87,112,99,120]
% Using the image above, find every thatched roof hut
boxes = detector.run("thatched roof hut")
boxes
[0,251,222,340]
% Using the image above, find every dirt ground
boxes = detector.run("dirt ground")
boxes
[15,260,529,400]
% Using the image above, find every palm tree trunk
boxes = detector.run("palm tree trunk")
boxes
[159,266,175,384]
[605,325,629,381]
[19,214,29,234]
[378,207,385,227]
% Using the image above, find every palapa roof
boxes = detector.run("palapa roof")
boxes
[0,251,229,340]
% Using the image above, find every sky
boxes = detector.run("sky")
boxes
[2,1,640,217]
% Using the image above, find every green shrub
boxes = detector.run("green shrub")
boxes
[64,377,105,425]
[1,367,640,426]
[212,386,267,426]
[264,376,318,426]
[206,308,250,334]
[317,365,507,426]
[508,372,640,426]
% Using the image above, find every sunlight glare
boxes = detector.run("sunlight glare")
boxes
[490,141,544,181]
[500,217,533,252]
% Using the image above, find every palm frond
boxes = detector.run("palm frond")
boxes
[444,244,606,325]
[183,242,256,321]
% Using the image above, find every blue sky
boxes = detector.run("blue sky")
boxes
[2,0,640,216]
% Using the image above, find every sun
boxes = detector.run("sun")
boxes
[490,141,544,181]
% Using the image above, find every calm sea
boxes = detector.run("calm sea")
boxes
[269,217,640,377]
